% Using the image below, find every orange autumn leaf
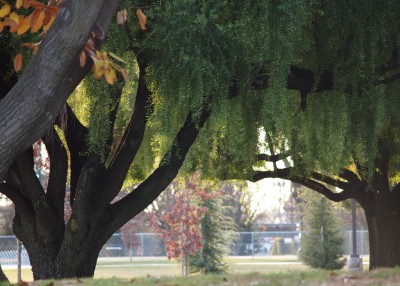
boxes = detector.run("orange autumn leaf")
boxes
[31,10,45,33]
[30,1,46,10]
[14,53,23,72]
[42,12,51,26]
[44,6,59,17]
[23,0,32,9]
[29,9,40,26]
[136,8,147,30]
[0,21,4,32]
[42,14,55,31]
[0,4,11,18]
[15,0,23,9]
[17,16,30,34]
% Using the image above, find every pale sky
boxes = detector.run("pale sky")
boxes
[248,178,292,217]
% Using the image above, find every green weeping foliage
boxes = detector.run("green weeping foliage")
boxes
[138,0,316,176]
[72,0,400,183]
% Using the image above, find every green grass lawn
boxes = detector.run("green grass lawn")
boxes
[2,255,371,284]
[11,268,400,286]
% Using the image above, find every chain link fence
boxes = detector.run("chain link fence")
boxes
[98,230,369,258]
[0,236,30,265]
[0,230,369,265]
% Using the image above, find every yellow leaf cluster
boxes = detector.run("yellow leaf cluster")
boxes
[89,50,129,85]
[93,51,117,85]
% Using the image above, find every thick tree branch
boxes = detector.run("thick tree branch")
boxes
[256,153,288,162]
[251,168,356,202]
[59,104,89,205]
[310,172,350,191]
[379,72,400,84]
[44,128,68,216]
[0,183,32,213]
[99,63,152,205]
[71,155,106,226]
[104,83,124,159]
[252,65,334,94]
[15,150,46,208]
[291,175,353,202]
[251,168,291,182]
[106,96,212,236]
[0,0,120,181]
[338,168,362,184]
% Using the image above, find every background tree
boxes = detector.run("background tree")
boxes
[299,192,345,270]
[190,188,237,274]
[149,176,205,262]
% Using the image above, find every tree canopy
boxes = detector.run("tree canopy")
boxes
[1,0,400,279]
[117,0,400,183]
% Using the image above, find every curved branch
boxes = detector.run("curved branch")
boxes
[379,72,400,84]
[15,149,46,208]
[310,172,350,190]
[251,168,291,182]
[107,96,212,236]
[256,153,289,162]
[99,62,152,205]
[251,65,334,94]
[291,175,353,202]
[44,128,68,215]
[104,84,124,159]
[58,104,89,206]
[252,168,355,202]
[338,169,362,185]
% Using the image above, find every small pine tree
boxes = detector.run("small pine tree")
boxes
[190,191,237,274]
[299,192,346,270]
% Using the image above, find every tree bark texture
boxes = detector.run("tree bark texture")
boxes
[363,182,400,269]
[0,0,119,181]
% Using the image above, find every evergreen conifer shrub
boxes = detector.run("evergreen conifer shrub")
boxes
[299,193,345,270]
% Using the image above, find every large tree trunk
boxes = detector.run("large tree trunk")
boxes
[17,226,104,279]
[13,194,109,279]
[362,171,400,269]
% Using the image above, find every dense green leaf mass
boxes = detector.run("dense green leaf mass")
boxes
[76,0,400,182]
